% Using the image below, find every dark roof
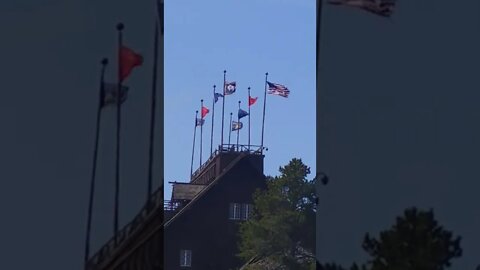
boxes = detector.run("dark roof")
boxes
[165,152,264,227]
[171,183,206,200]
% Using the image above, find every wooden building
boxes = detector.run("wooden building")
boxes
[86,145,266,270]
[164,145,266,269]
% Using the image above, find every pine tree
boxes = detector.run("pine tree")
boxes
[238,158,317,269]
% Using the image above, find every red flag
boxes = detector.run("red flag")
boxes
[201,106,209,119]
[248,96,258,106]
[120,46,143,82]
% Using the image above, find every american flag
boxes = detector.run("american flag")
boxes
[267,81,290,98]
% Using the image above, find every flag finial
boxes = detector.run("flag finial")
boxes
[201,99,204,102]
[224,70,226,74]
[248,87,250,90]
[116,23,124,31]
[238,101,241,104]
[213,85,216,89]
[265,72,268,76]
[101,58,108,65]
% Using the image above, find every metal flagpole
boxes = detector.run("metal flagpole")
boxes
[221,70,226,149]
[210,85,216,156]
[316,0,323,265]
[84,58,108,266]
[147,21,159,201]
[200,99,204,166]
[248,87,251,150]
[260,72,268,153]
[114,22,124,246]
[191,110,198,176]
[237,101,241,150]
[228,112,233,146]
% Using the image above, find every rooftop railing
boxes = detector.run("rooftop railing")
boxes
[191,144,263,179]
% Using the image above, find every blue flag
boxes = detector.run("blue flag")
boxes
[238,109,249,119]
[214,92,224,103]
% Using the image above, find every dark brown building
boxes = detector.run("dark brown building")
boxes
[86,145,266,270]
[165,146,266,269]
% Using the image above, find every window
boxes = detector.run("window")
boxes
[180,250,192,267]
[243,203,253,220]
[230,203,253,220]
[229,203,241,220]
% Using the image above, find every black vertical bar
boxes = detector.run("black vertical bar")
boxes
[248,87,251,150]
[114,22,124,246]
[84,58,108,266]
[316,0,323,265]
[221,70,226,148]
[228,112,233,146]
[237,101,241,150]
[147,23,159,201]
[191,111,198,176]
[200,99,204,166]
[210,85,216,156]
[260,72,268,153]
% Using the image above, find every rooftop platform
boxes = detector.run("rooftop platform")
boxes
[190,144,264,185]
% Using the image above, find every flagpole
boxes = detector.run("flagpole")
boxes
[228,112,233,146]
[191,110,198,176]
[247,87,251,151]
[260,72,268,154]
[114,22,124,246]
[84,58,108,266]
[210,85,216,156]
[147,22,159,201]
[316,0,323,264]
[221,70,226,149]
[237,101,241,150]
[200,99,204,166]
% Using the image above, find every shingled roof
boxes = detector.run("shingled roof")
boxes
[171,182,206,200]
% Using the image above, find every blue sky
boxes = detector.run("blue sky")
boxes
[164,0,317,197]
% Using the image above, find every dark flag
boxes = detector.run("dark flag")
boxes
[224,81,237,95]
[327,0,396,17]
[101,83,129,108]
[214,92,224,103]
[267,81,290,98]
[119,46,143,82]
[232,121,243,131]
[196,118,205,127]
[238,109,248,119]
